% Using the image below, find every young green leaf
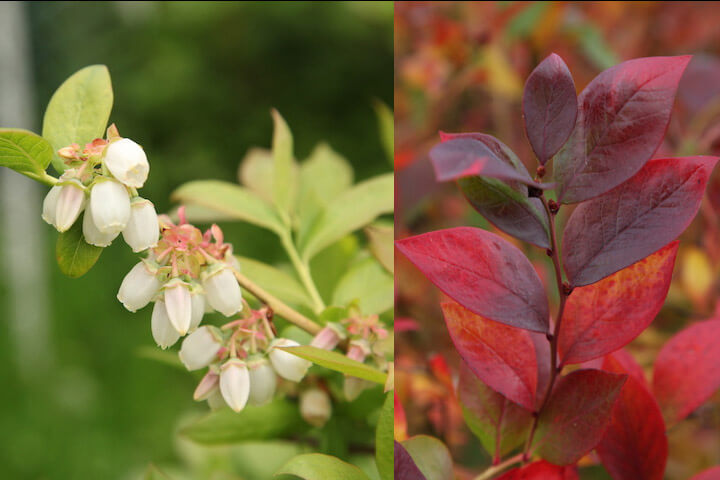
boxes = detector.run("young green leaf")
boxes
[278,345,387,384]
[143,464,171,480]
[0,129,54,183]
[271,109,298,223]
[365,223,394,273]
[332,257,393,315]
[375,392,394,480]
[55,217,103,278]
[373,100,394,165]
[238,147,274,203]
[401,436,453,480]
[171,180,285,234]
[42,65,113,173]
[236,256,313,310]
[276,454,370,480]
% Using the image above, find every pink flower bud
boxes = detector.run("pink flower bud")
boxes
[220,358,250,412]
[247,356,277,406]
[300,388,332,427]
[163,278,192,335]
[310,325,344,350]
[268,338,311,382]
[41,186,62,227]
[122,198,159,252]
[117,260,160,312]
[193,371,219,401]
[201,264,243,317]
[90,179,130,234]
[55,180,86,232]
[103,138,149,188]
[346,339,371,363]
[151,300,180,349]
[179,326,222,371]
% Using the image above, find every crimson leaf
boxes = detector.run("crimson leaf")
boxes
[497,461,579,480]
[396,227,549,332]
[652,319,720,425]
[554,56,691,204]
[690,467,720,480]
[523,53,578,165]
[562,156,717,287]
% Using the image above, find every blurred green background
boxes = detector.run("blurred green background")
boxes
[0,2,392,479]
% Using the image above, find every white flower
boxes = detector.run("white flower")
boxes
[189,291,205,331]
[151,300,180,349]
[83,202,120,247]
[42,186,62,227]
[247,357,277,406]
[201,264,243,317]
[193,371,219,401]
[163,278,192,335]
[179,326,222,371]
[103,138,149,188]
[117,260,160,312]
[300,388,332,427]
[220,359,250,412]
[55,180,86,232]
[122,198,159,252]
[206,389,227,410]
[268,338,311,382]
[90,179,130,234]
[343,376,371,402]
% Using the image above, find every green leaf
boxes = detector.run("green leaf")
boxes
[239,147,274,203]
[332,258,393,315]
[171,180,285,234]
[0,129,54,183]
[55,217,103,278]
[375,393,394,480]
[372,100,394,165]
[365,223,393,274]
[135,346,185,370]
[42,65,113,173]
[143,464,171,480]
[299,173,393,261]
[271,110,298,223]
[181,398,307,445]
[237,256,313,309]
[279,345,387,385]
[401,436,453,480]
[317,306,350,326]
[276,454,370,480]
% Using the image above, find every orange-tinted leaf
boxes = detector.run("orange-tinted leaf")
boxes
[442,302,537,410]
[559,242,678,365]
[497,460,579,480]
[394,394,408,442]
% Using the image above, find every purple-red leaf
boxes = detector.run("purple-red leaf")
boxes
[562,156,717,287]
[532,369,626,465]
[596,353,668,480]
[445,302,537,410]
[554,56,691,204]
[523,53,578,165]
[652,319,720,425]
[396,227,549,333]
[394,441,427,480]
[690,467,720,480]
[497,461,579,480]
[430,137,553,189]
[457,362,533,460]
[558,242,678,365]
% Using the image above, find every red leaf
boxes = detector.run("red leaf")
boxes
[457,362,533,460]
[558,242,678,364]
[523,53,578,165]
[596,354,668,480]
[554,55,691,204]
[530,331,552,410]
[652,319,720,425]
[497,461,579,480]
[602,349,649,391]
[430,137,553,189]
[394,441,427,480]
[690,467,720,480]
[562,156,717,287]
[533,369,626,465]
[444,301,537,410]
[396,227,549,332]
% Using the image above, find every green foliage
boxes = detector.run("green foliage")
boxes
[375,393,394,480]
[276,453,371,480]
[41,65,113,173]
[279,346,388,384]
[271,109,298,224]
[236,255,313,309]
[401,436,454,480]
[365,223,393,274]
[55,218,103,278]
[372,101,394,165]
[143,464,172,480]
[0,129,54,184]
[332,258,393,315]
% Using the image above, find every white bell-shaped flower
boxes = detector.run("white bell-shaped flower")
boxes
[206,389,227,410]
[268,338,311,382]
[55,180,86,232]
[117,260,160,312]
[151,300,180,349]
[219,358,250,412]
[343,376,371,402]
[42,186,62,227]
[122,198,159,252]
[247,356,277,406]
[163,278,192,335]
[83,203,120,247]
[90,179,131,234]
[189,291,205,331]
[179,326,222,371]
[201,264,243,317]
[300,388,332,427]
[103,138,149,188]
[193,370,219,401]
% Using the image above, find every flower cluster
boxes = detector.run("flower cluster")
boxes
[42,125,159,251]
[186,307,312,412]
